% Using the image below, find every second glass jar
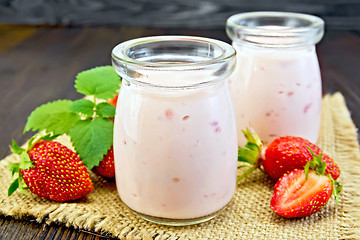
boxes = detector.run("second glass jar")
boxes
[111,36,237,226]
[226,12,324,145]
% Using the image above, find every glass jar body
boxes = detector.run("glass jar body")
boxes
[114,82,237,225]
[229,42,322,145]
[111,36,237,225]
[226,12,324,145]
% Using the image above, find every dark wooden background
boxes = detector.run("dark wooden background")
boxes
[0,1,359,239]
[0,0,359,30]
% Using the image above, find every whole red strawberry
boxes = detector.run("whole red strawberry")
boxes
[237,128,340,182]
[92,146,115,178]
[263,136,340,180]
[8,135,94,202]
[270,153,342,218]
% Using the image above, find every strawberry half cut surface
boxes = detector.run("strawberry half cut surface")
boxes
[270,169,332,218]
[8,134,94,202]
[270,151,342,218]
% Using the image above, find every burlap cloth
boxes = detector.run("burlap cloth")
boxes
[0,92,359,239]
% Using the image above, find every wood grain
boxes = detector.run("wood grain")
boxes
[0,25,359,239]
[0,0,359,30]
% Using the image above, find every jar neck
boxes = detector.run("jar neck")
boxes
[122,77,228,96]
[233,39,316,52]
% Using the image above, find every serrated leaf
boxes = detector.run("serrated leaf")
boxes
[69,118,113,169]
[69,99,95,117]
[96,102,116,118]
[10,140,24,155]
[8,178,19,196]
[75,66,121,100]
[24,100,81,135]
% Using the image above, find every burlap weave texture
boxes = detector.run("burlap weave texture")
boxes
[0,92,359,239]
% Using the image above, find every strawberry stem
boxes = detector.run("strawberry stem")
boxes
[305,146,342,204]
[329,175,342,204]
[237,127,264,182]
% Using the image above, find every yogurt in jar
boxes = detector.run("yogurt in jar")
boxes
[226,12,325,145]
[111,36,237,224]
[229,44,322,145]
[114,82,237,219]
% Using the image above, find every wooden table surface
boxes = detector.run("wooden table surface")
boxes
[0,25,359,240]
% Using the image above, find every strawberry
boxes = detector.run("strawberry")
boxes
[92,146,115,178]
[270,152,342,218]
[271,169,332,218]
[8,134,94,202]
[108,94,118,107]
[237,128,340,182]
[263,136,340,180]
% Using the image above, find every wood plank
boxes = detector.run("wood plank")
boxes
[0,25,37,54]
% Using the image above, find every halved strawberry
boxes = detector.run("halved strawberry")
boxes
[270,152,342,218]
[271,169,331,218]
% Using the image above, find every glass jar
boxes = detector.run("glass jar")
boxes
[226,12,324,146]
[111,36,237,226]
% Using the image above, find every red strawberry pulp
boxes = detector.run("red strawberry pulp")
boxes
[270,169,332,218]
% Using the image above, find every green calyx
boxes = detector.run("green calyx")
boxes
[8,133,59,196]
[237,128,264,183]
[304,147,342,204]
[22,66,121,169]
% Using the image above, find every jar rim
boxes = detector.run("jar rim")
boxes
[226,11,324,47]
[112,35,235,69]
[111,35,236,89]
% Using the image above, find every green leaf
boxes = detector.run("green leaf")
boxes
[75,66,121,100]
[19,152,35,170]
[8,178,19,196]
[238,148,257,165]
[96,102,116,118]
[329,176,342,204]
[304,161,310,179]
[8,163,20,177]
[242,128,262,150]
[24,100,81,135]
[38,133,61,142]
[69,99,95,117]
[11,166,20,177]
[18,174,28,195]
[237,166,257,183]
[10,140,24,155]
[69,118,113,169]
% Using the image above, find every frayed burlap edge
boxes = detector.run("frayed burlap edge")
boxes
[328,93,360,239]
[0,92,359,240]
